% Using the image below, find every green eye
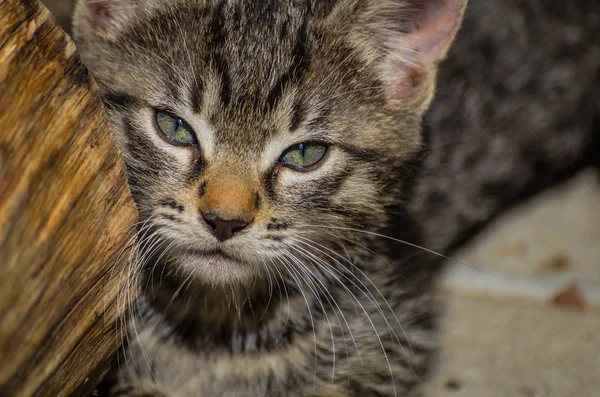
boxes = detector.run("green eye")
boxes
[155,111,196,145]
[280,143,328,170]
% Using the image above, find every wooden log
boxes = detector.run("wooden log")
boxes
[0,1,138,396]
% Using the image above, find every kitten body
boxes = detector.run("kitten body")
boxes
[72,0,599,396]
[416,0,600,254]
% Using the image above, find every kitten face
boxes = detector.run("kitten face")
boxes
[74,0,466,287]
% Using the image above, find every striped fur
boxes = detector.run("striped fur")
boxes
[71,0,600,396]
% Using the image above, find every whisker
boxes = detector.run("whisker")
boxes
[293,236,413,349]
[292,235,422,382]
[284,251,338,382]
[301,224,501,278]
[286,245,362,377]
[276,255,319,394]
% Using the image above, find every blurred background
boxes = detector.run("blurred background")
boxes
[40,1,600,396]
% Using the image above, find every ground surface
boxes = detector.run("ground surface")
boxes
[428,169,600,397]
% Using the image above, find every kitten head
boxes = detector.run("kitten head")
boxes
[73,0,466,288]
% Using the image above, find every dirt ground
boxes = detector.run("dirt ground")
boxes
[428,169,600,397]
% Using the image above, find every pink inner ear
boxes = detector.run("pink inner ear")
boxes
[391,0,466,66]
[381,0,466,105]
[86,0,122,29]
[406,3,463,64]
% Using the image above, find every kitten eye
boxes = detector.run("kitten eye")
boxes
[155,111,197,145]
[279,143,328,171]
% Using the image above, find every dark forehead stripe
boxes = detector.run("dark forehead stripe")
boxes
[204,1,316,115]
[289,101,306,132]
[190,78,204,114]
[210,1,227,49]
[164,68,184,104]
[209,0,232,110]
[265,10,311,110]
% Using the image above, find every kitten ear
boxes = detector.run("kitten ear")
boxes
[377,0,468,109]
[74,0,138,41]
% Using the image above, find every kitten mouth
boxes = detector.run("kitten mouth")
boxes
[202,248,233,260]
[185,247,237,262]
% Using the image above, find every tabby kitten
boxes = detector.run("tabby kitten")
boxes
[72,0,600,396]
[73,0,467,395]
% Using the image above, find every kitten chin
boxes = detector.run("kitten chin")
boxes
[171,251,265,287]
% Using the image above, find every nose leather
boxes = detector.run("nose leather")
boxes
[197,173,257,242]
[202,212,250,242]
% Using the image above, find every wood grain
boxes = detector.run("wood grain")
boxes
[0,0,138,396]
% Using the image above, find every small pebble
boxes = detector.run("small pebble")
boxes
[537,252,571,273]
[520,385,537,396]
[552,283,590,312]
[443,378,462,391]
[495,242,527,258]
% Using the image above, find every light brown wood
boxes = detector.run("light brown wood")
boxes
[0,0,138,396]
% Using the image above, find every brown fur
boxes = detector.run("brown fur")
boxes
[66,0,600,395]
[198,172,257,221]
[75,0,592,396]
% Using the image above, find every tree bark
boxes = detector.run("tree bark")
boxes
[0,1,138,396]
